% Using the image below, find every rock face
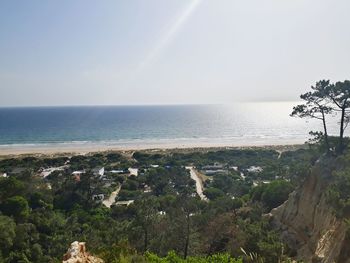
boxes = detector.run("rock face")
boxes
[63,241,104,263]
[271,163,350,263]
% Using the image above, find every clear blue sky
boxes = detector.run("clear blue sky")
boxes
[1,0,350,106]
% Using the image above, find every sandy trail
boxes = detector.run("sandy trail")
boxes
[102,185,121,208]
[186,166,208,201]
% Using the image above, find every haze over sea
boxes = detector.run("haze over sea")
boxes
[0,102,341,151]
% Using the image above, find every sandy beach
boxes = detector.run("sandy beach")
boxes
[0,139,305,157]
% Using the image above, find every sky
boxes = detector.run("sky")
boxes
[0,0,350,107]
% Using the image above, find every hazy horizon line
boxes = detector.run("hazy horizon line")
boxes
[0,100,301,108]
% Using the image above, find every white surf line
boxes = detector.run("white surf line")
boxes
[186,166,208,201]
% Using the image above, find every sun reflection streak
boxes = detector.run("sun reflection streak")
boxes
[136,0,202,73]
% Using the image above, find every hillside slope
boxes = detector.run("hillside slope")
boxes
[271,159,350,263]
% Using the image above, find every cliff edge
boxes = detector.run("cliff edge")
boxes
[270,160,350,263]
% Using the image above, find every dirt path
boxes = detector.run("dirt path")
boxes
[186,166,208,201]
[103,185,121,208]
[277,150,283,159]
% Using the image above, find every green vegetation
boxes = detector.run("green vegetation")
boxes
[0,146,319,262]
[145,251,243,262]
[326,153,350,217]
[251,180,293,210]
[291,79,350,154]
[0,79,348,262]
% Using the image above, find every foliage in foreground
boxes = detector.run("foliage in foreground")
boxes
[145,251,243,263]
[326,153,350,217]
[0,148,320,262]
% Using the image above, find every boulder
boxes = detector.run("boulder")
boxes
[63,241,104,263]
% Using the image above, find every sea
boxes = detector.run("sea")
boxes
[0,102,342,151]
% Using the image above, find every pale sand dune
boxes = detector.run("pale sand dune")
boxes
[0,140,304,157]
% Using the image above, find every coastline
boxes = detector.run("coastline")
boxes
[0,138,306,156]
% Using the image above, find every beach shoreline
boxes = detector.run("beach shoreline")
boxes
[0,139,306,157]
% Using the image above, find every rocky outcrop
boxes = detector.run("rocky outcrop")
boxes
[271,162,350,263]
[63,241,104,263]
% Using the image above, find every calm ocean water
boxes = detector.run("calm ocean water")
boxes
[0,103,341,148]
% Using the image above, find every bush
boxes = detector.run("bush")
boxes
[251,180,293,210]
[203,187,225,200]
[327,167,350,217]
[145,251,243,263]
[1,196,30,221]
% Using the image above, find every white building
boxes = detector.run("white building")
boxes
[72,170,85,176]
[93,167,105,177]
[116,200,134,206]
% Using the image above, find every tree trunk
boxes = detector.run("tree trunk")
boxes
[144,229,148,252]
[321,110,330,153]
[338,106,346,154]
[184,214,190,259]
